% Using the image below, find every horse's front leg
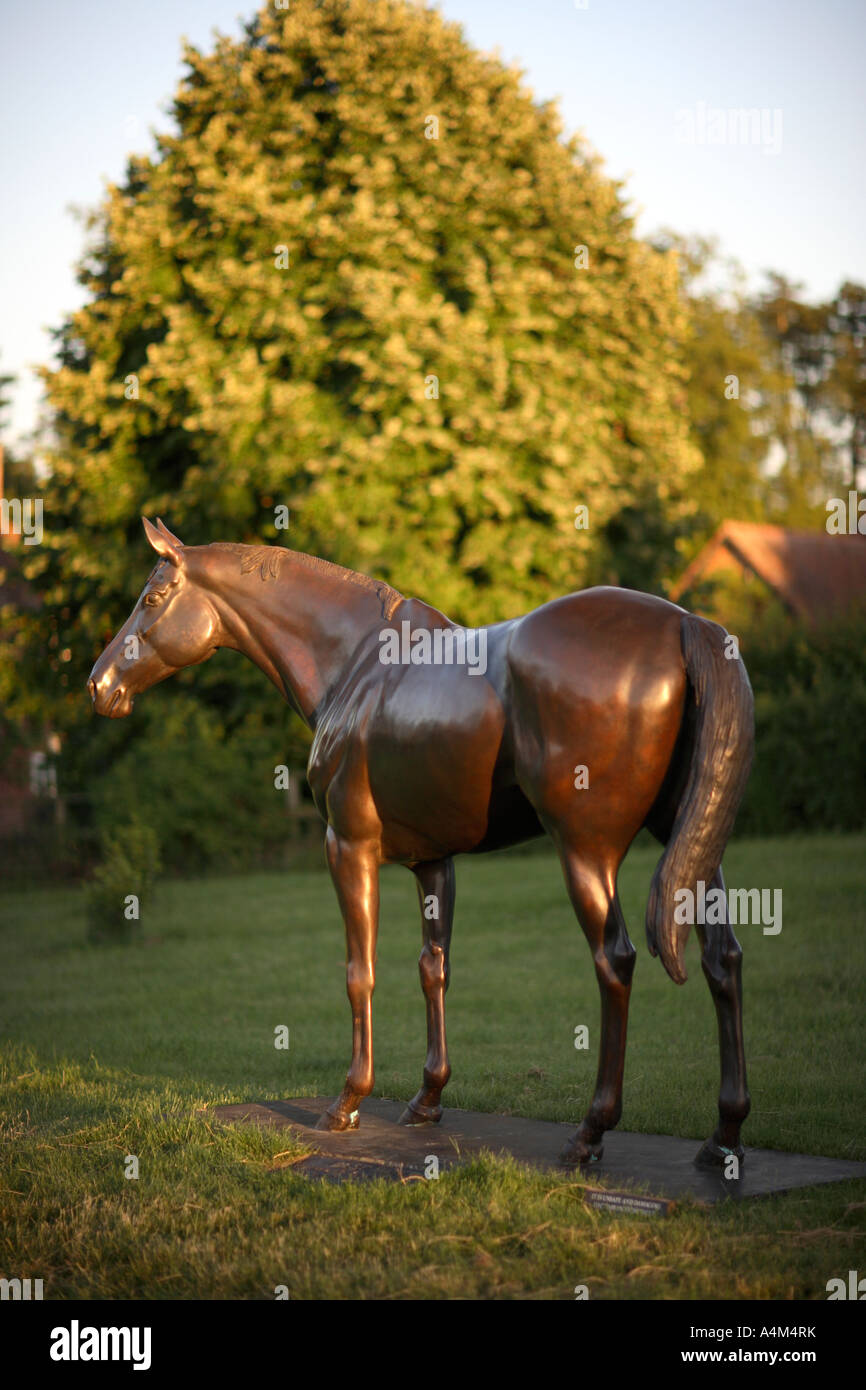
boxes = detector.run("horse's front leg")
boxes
[316,827,380,1132]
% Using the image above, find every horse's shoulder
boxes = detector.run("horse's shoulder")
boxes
[387,595,455,629]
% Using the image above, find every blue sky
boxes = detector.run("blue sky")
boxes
[1,0,864,446]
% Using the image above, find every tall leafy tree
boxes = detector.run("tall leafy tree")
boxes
[648,234,781,568]
[0,366,37,499]
[823,281,866,491]
[658,246,859,554]
[21,0,699,725]
[753,274,845,521]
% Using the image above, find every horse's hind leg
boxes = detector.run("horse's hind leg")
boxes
[555,845,636,1165]
[695,866,750,1168]
[398,857,455,1126]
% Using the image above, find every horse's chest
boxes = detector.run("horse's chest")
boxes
[306,718,358,807]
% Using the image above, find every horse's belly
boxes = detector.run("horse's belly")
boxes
[464,784,545,854]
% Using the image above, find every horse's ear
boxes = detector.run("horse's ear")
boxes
[156,517,185,550]
[142,516,183,567]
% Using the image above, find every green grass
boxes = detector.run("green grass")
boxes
[1,833,865,1300]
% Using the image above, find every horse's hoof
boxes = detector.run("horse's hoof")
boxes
[397,1101,442,1126]
[694,1137,745,1170]
[314,1107,360,1132]
[559,1134,604,1166]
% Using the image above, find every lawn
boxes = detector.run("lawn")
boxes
[1,833,864,1300]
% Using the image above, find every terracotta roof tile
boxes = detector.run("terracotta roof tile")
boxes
[671,520,866,623]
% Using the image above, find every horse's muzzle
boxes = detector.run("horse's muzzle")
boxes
[88,673,133,718]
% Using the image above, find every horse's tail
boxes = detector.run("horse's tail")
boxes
[646,613,754,984]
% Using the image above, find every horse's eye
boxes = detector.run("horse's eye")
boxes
[144,592,162,608]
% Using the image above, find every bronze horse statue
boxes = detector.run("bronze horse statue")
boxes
[89,517,754,1167]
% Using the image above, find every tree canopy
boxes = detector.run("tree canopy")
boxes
[34,0,699,693]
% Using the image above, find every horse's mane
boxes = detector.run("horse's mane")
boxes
[212,543,404,621]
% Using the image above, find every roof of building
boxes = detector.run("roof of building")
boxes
[670,520,866,623]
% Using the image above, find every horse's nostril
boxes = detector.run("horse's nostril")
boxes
[87,678,96,699]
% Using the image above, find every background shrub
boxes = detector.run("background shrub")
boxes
[85,818,162,944]
[89,696,313,874]
[736,607,866,835]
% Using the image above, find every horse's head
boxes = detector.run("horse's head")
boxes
[88,518,220,718]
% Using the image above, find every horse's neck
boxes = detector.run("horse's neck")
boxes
[194,544,396,727]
